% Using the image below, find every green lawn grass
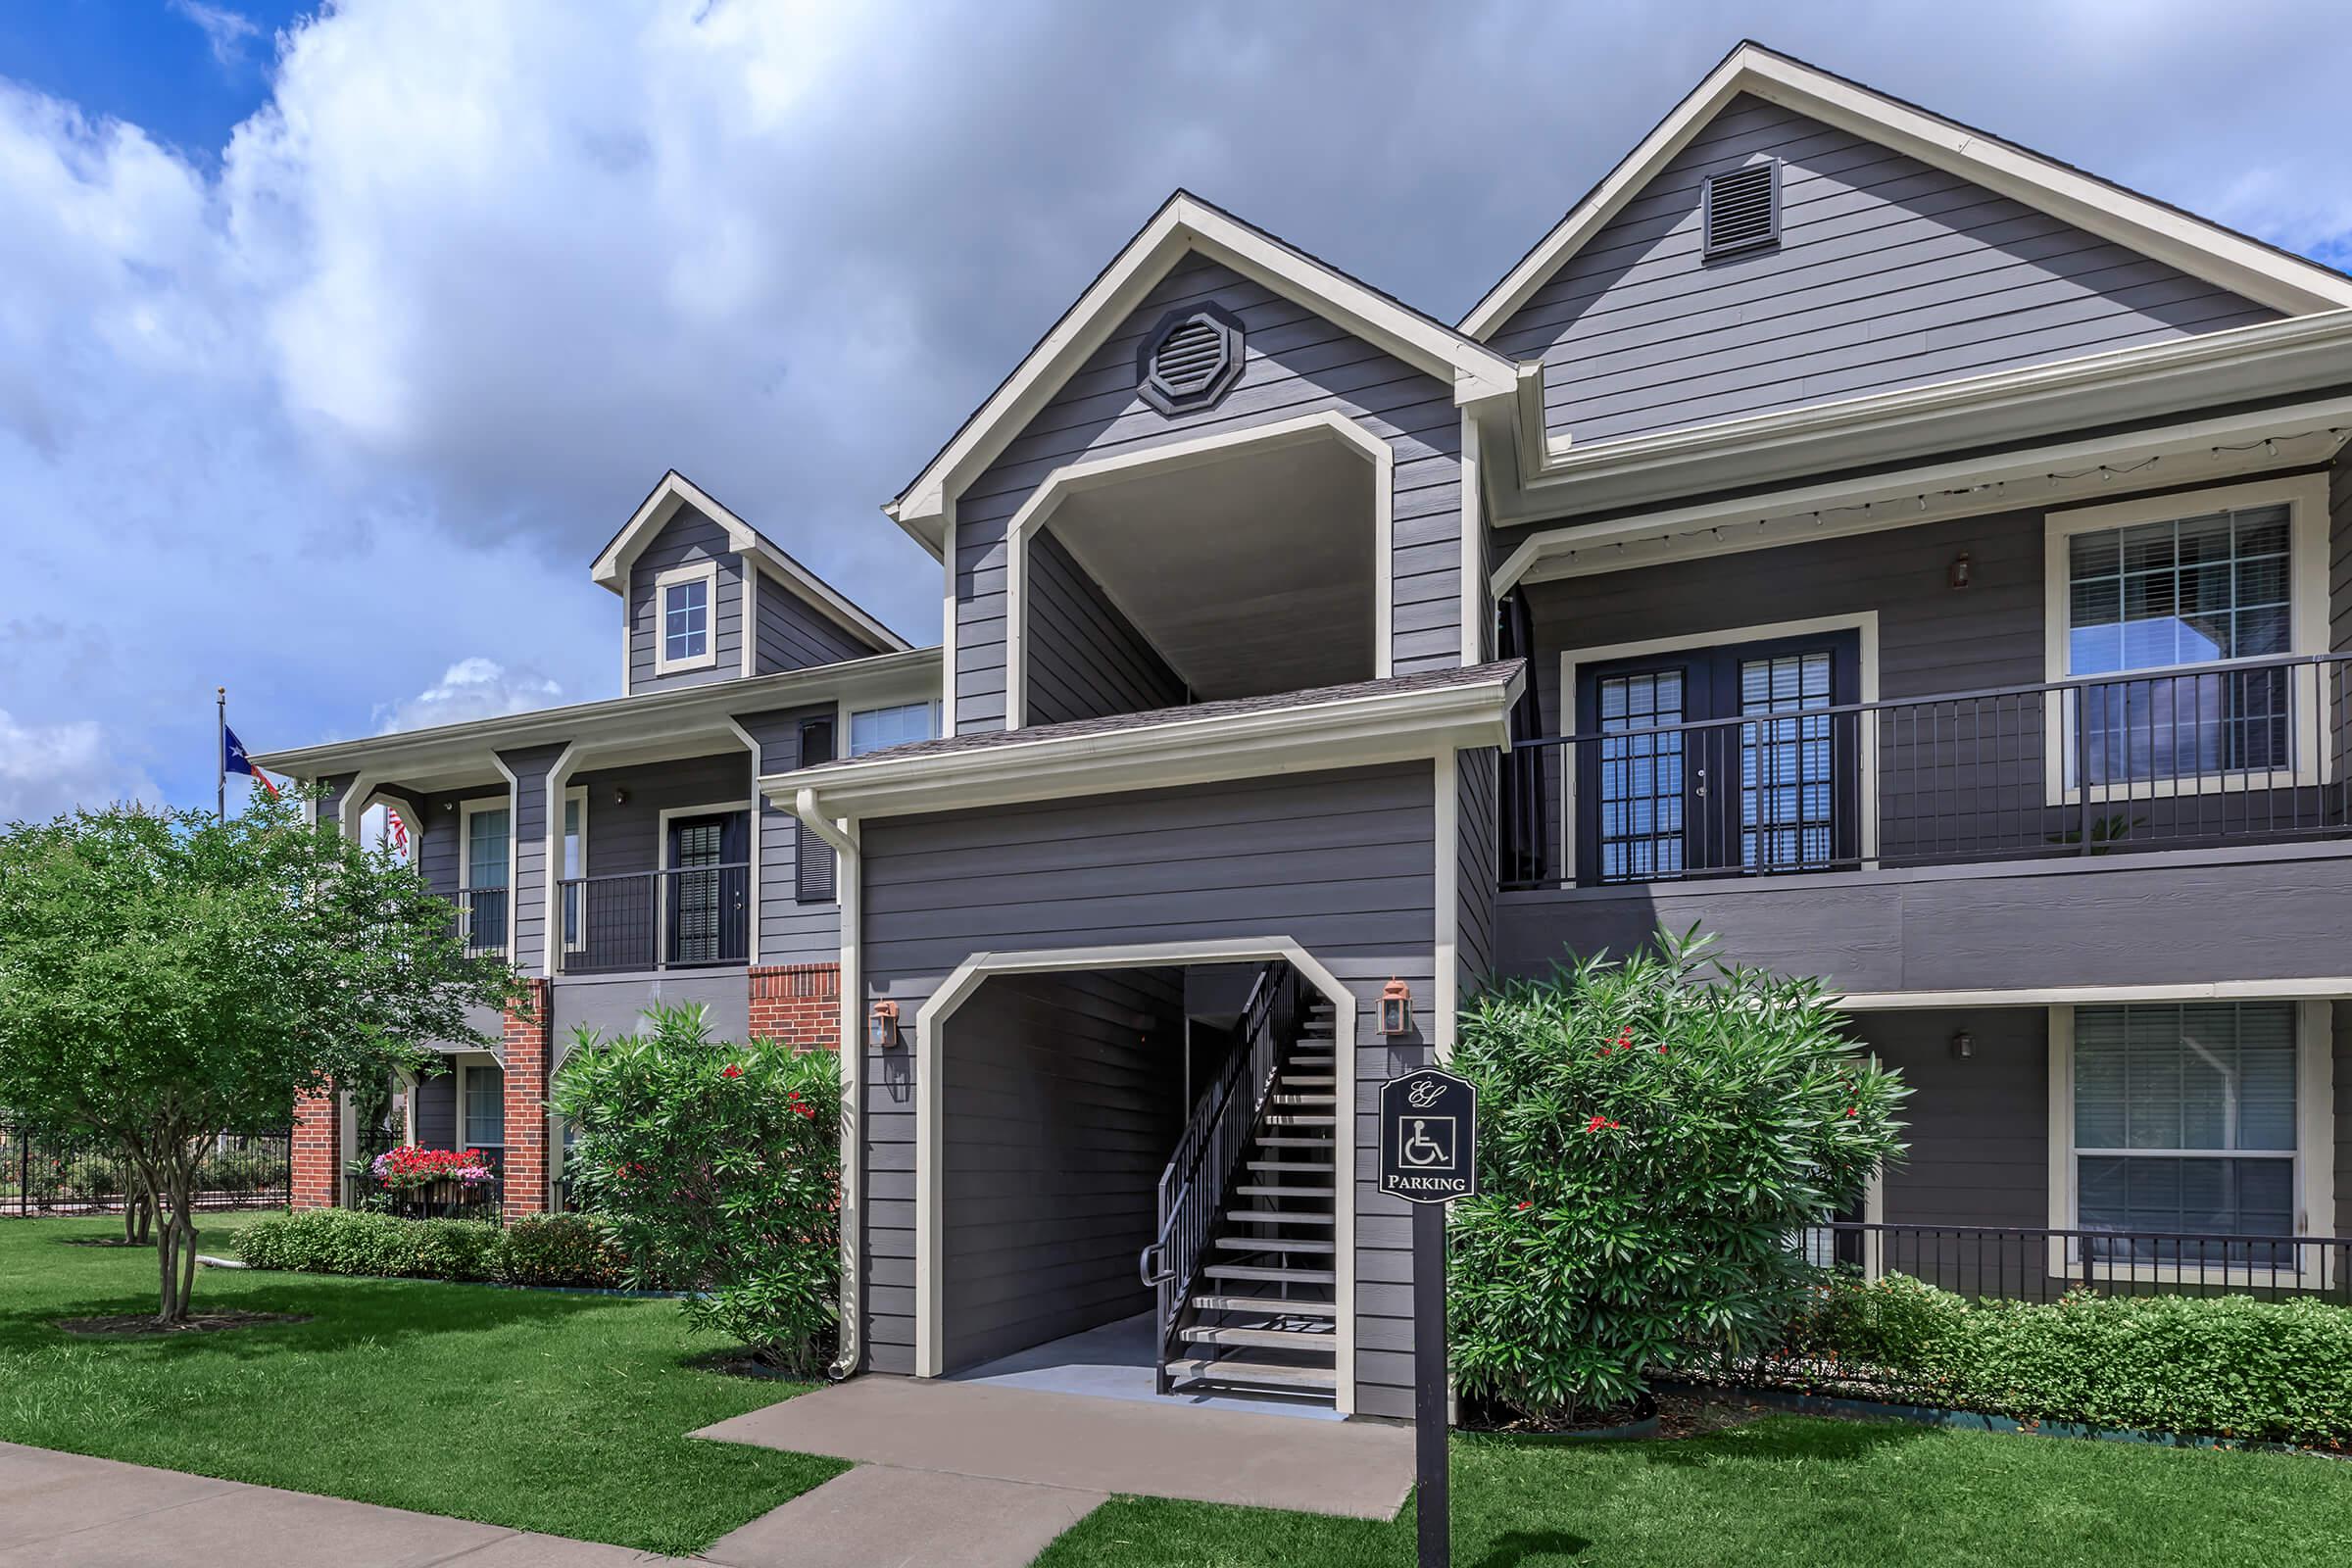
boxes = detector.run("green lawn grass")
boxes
[0,1215,843,1554]
[1040,1416,2352,1567]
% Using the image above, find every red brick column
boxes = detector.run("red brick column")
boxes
[501,978,554,1220]
[291,1089,342,1210]
[750,963,840,1053]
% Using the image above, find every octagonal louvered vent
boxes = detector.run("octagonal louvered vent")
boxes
[1137,305,1244,415]
[1701,160,1780,258]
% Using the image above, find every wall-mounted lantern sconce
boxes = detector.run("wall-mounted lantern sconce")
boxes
[1948,552,1973,590]
[1379,977,1413,1037]
[868,999,901,1050]
[1950,1029,1975,1060]
[612,787,629,807]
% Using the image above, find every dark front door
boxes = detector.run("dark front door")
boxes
[664,810,748,966]
[1576,630,1862,885]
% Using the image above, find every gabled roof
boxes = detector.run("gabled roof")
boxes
[591,469,909,654]
[1460,40,2352,341]
[887,190,1521,557]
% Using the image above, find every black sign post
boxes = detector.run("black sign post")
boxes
[1378,1066,1478,1568]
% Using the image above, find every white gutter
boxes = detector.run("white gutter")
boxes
[790,789,864,1381]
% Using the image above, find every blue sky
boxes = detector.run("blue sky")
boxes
[2,0,2348,820]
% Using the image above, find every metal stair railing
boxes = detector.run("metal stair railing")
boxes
[1138,960,1289,1394]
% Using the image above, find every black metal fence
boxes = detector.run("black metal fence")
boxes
[555,863,752,975]
[1507,652,2350,887]
[1,1122,291,1216]
[1812,1221,2352,1304]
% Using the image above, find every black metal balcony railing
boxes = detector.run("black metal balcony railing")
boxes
[555,863,751,975]
[460,887,509,957]
[1807,1221,2352,1305]
[1506,653,2350,888]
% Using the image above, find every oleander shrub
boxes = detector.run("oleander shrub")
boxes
[1752,1272,2352,1447]
[498,1212,629,1289]
[553,1004,841,1373]
[1447,929,1908,1420]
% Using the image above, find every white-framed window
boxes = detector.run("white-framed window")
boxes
[458,799,511,956]
[850,700,939,757]
[654,561,719,674]
[457,1057,505,1150]
[2049,1000,2335,1279]
[2043,474,2328,803]
[561,787,587,954]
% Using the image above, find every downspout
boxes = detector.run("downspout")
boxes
[793,785,863,1381]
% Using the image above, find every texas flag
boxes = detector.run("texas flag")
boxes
[223,727,280,800]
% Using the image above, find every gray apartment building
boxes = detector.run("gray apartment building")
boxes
[260,43,2352,1419]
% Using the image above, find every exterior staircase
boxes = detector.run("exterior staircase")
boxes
[1154,990,1341,1403]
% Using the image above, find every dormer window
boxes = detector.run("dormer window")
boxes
[654,561,718,674]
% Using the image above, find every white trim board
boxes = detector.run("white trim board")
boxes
[1838,978,2352,1009]
[1461,41,2352,341]
[458,792,515,964]
[767,665,1521,822]
[907,937,1360,1415]
[1555,612,1880,884]
[1000,412,1396,729]
[888,191,1517,557]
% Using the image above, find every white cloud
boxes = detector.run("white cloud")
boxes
[0,710,162,823]
[169,2,263,70]
[373,658,564,735]
[3,0,2350,817]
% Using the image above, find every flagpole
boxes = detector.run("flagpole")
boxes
[217,686,227,821]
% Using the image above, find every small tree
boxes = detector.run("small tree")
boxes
[1447,928,1907,1420]
[553,1004,841,1374]
[0,795,516,1323]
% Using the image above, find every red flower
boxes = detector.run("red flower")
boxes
[721,1063,743,1079]
[1515,1200,1532,1212]
[793,1102,816,1120]
[1844,1106,1858,1118]
[1583,1114,1620,1132]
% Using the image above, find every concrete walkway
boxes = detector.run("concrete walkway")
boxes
[694,1374,1415,1520]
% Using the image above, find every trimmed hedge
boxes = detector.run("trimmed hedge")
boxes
[235,1209,628,1290]
[1743,1272,2352,1449]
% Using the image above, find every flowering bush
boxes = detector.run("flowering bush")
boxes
[1447,928,1907,1421]
[551,1004,840,1373]
[368,1145,499,1191]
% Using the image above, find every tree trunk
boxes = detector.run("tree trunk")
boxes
[123,1180,154,1246]
[153,1157,200,1325]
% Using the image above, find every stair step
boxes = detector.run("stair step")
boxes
[1194,1294,1340,1317]
[1203,1262,1338,1285]
[1279,1074,1336,1087]
[1255,1135,1335,1148]
[1235,1183,1335,1197]
[1265,1114,1336,1127]
[1273,1093,1336,1106]
[1288,1054,1335,1066]
[1226,1208,1335,1224]
[1179,1324,1337,1350]
[1217,1236,1336,1254]
[1243,1159,1335,1173]
[1164,1356,1339,1392]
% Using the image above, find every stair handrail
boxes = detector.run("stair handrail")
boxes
[1138,961,1289,1376]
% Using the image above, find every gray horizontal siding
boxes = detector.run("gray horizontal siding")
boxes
[857,762,1439,1418]
[1025,529,1186,725]
[415,1074,456,1150]
[627,507,745,694]
[2332,451,2351,655]
[571,752,749,879]
[1489,93,2276,447]
[954,255,1461,733]
[2336,1002,2350,1237]
[548,969,750,1052]
[757,573,875,673]
[1494,844,2352,997]
[738,705,843,964]
[941,969,1183,1371]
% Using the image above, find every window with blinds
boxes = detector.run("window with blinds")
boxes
[2072,1002,2296,1243]
[463,1061,506,1150]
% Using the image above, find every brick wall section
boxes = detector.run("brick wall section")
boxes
[750,963,840,1053]
[502,978,554,1219]
[290,1089,340,1210]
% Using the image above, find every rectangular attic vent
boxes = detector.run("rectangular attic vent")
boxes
[1701,161,1780,258]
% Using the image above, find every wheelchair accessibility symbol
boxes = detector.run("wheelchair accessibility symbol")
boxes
[1397,1116,1455,1171]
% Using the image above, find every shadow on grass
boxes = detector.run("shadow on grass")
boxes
[1470,1529,1592,1566]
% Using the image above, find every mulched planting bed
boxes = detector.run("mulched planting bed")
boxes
[57,1309,311,1336]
